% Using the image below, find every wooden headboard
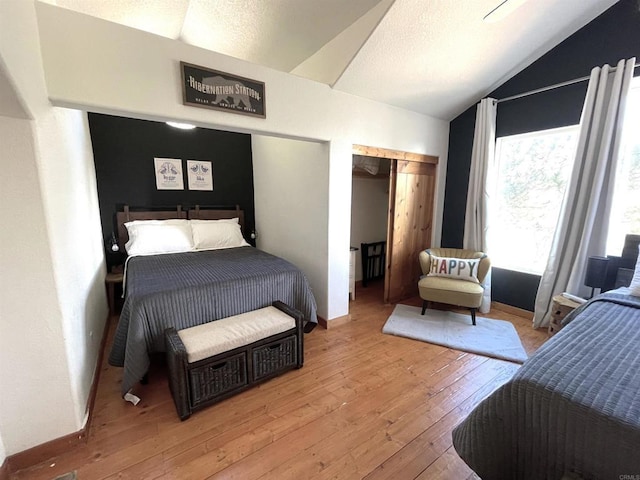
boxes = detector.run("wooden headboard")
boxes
[620,234,640,269]
[189,204,245,231]
[614,234,640,288]
[603,234,640,291]
[115,204,245,251]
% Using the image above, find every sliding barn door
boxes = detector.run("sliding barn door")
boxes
[385,160,437,303]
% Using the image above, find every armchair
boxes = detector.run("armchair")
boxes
[418,248,490,325]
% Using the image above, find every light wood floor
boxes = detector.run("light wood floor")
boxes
[13,283,548,480]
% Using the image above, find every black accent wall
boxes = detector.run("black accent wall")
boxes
[88,113,255,267]
[442,0,640,311]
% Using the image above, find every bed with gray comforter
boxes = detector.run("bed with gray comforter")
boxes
[452,289,640,480]
[108,246,317,396]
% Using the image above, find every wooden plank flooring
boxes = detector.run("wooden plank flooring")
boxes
[12,283,547,480]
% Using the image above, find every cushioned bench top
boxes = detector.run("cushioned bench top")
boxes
[178,306,296,363]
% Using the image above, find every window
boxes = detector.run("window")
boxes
[606,77,640,256]
[489,77,639,274]
[489,126,579,274]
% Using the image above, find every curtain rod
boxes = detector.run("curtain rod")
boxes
[496,62,639,104]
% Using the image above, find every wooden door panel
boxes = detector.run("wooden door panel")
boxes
[353,145,438,165]
[385,161,436,303]
[397,160,435,175]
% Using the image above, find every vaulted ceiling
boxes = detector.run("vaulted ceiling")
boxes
[46,0,618,120]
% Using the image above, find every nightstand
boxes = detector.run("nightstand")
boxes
[549,294,582,336]
[105,266,124,315]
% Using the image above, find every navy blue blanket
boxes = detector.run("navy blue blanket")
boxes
[453,290,640,479]
[108,247,317,395]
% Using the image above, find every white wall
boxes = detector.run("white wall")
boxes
[34,108,107,425]
[350,176,389,282]
[32,3,449,322]
[0,115,79,453]
[0,432,6,468]
[1,0,449,455]
[252,136,330,318]
[35,2,446,148]
[0,0,107,456]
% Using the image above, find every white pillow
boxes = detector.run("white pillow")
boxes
[629,245,640,296]
[124,219,194,256]
[190,219,250,250]
[426,253,481,283]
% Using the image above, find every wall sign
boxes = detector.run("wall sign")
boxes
[187,160,213,191]
[154,157,184,190]
[181,62,266,118]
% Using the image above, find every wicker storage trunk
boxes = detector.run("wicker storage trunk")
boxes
[165,301,304,420]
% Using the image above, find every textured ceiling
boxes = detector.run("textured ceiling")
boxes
[53,0,385,72]
[179,0,386,72]
[48,0,618,120]
[333,0,619,119]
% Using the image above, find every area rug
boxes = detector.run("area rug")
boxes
[382,304,528,363]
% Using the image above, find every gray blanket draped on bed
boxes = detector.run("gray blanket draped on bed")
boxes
[108,247,317,396]
[452,291,640,480]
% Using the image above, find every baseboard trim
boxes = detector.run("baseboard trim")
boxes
[318,314,352,329]
[0,457,9,480]
[84,313,112,437]
[6,313,112,475]
[7,428,87,474]
[492,301,534,320]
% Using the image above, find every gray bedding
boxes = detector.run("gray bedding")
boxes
[108,246,317,396]
[452,290,640,480]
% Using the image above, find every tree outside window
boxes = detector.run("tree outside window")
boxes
[489,126,578,274]
[606,78,640,256]
[489,78,640,275]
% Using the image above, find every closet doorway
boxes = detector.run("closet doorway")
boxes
[351,145,438,304]
[350,154,390,300]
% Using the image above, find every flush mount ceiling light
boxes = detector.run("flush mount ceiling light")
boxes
[483,0,527,23]
[166,121,196,130]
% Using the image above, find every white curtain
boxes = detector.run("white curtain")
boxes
[463,97,496,313]
[533,57,636,328]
